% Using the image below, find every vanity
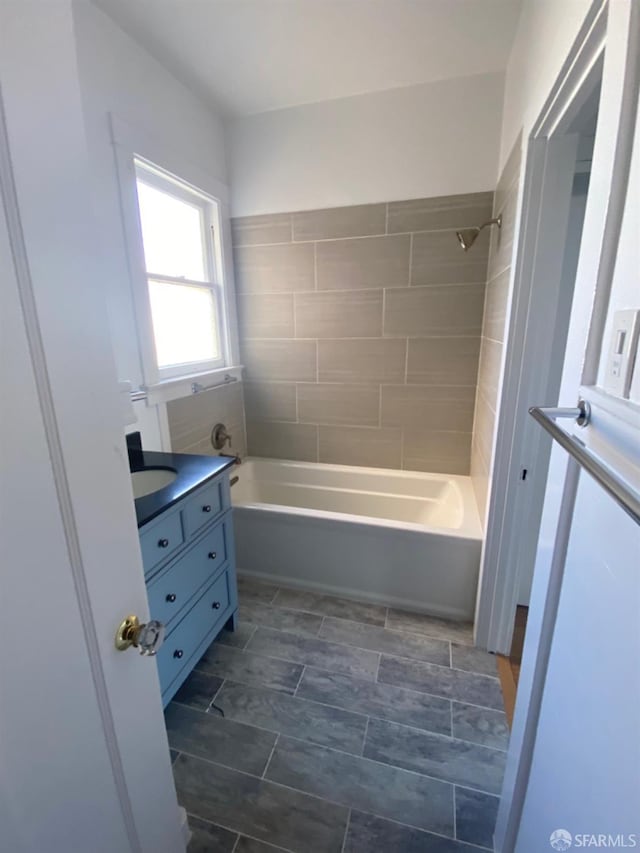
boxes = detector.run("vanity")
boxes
[130,439,238,707]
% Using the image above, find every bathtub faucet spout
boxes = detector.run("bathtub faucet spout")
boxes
[219,452,242,465]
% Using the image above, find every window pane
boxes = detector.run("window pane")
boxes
[148,280,220,368]
[137,180,206,280]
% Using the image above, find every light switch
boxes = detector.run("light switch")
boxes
[629,328,640,405]
[604,309,640,398]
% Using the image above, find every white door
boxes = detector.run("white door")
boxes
[495,3,640,849]
[0,5,184,852]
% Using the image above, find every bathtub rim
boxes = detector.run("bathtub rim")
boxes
[232,456,483,541]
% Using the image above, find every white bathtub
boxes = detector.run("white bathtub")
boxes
[232,458,483,621]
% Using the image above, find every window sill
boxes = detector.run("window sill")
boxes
[142,365,244,406]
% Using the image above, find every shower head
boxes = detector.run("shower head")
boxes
[456,215,502,251]
[456,228,480,251]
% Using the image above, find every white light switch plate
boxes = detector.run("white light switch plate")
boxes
[629,329,640,405]
[603,309,640,398]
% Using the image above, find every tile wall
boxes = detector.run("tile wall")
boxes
[167,381,247,458]
[232,192,493,473]
[470,137,522,523]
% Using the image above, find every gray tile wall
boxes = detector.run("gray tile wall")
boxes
[471,137,522,524]
[167,381,247,459]
[232,192,493,473]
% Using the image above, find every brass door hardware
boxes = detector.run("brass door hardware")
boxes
[115,614,165,655]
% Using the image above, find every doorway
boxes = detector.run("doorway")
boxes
[475,44,605,658]
[495,113,597,719]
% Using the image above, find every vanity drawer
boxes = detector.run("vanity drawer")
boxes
[146,517,230,627]
[182,480,224,538]
[157,571,230,695]
[139,511,184,574]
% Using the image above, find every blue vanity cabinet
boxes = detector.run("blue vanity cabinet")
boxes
[139,470,238,706]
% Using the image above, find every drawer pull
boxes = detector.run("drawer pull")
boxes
[211,601,221,610]
[173,649,184,659]
[158,538,169,548]
[208,551,217,560]
[165,593,177,603]
[202,504,212,513]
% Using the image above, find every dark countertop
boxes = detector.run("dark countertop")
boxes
[132,450,236,529]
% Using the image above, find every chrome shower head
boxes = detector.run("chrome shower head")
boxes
[456,215,502,251]
[456,228,480,251]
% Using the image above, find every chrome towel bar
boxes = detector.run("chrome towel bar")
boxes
[529,400,640,525]
[191,374,238,394]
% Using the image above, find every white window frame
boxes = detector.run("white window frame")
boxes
[111,114,242,406]
[134,158,227,381]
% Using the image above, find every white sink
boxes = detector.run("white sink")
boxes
[131,468,178,499]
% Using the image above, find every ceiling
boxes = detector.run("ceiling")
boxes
[93,0,522,117]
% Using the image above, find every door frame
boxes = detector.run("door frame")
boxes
[484,0,640,847]
[475,0,612,654]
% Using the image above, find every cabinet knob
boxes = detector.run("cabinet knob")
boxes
[158,538,169,548]
[173,649,184,659]
[202,504,212,513]
[212,601,221,610]
[208,551,217,560]
[165,593,177,603]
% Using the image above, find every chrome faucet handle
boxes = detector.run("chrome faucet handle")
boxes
[211,422,232,450]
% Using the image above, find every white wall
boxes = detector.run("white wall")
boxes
[499,0,593,170]
[71,0,228,446]
[226,73,504,216]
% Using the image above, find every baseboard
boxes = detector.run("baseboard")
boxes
[237,567,471,622]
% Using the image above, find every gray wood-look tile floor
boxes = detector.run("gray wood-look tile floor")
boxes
[167,578,509,852]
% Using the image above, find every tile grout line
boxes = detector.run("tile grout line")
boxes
[293,665,306,697]
[242,625,258,650]
[192,664,507,726]
[361,716,370,757]
[340,809,352,853]
[292,291,297,341]
[181,673,507,751]
[177,747,498,839]
[221,626,496,683]
[268,587,281,606]
[408,231,414,286]
[206,678,225,712]
[252,623,472,675]
[221,624,500,688]
[403,329,409,384]
[453,785,458,841]
[313,240,317,289]
[261,733,280,780]
[185,811,296,853]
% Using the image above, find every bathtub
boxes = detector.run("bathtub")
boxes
[232,458,482,621]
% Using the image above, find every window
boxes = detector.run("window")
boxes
[134,160,226,381]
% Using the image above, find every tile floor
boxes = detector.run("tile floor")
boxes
[166,578,509,852]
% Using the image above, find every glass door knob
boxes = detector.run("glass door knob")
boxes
[115,614,165,656]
